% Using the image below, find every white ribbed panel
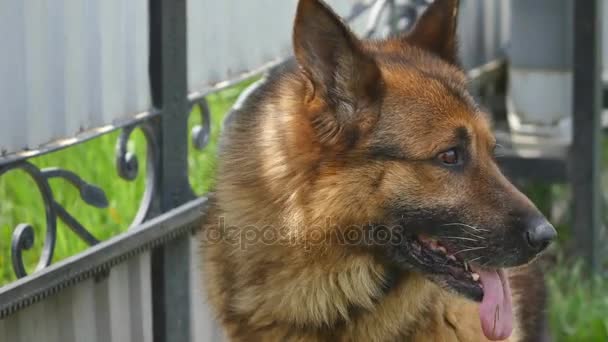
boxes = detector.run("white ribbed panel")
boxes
[187,0,372,95]
[191,235,224,341]
[0,253,153,342]
[458,0,511,69]
[0,0,151,155]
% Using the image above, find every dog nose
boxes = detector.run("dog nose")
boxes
[524,217,557,252]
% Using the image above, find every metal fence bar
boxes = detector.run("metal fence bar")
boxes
[572,0,603,274]
[149,0,195,341]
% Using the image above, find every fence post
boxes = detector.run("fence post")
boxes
[572,0,603,274]
[149,0,196,341]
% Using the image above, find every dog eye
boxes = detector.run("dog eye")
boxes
[437,148,460,166]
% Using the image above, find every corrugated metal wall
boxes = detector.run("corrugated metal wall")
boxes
[0,0,372,156]
[191,237,224,341]
[0,0,150,155]
[458,0,510,70]
[0,253,153,342]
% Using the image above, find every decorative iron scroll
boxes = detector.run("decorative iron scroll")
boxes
[1,161,107,278]
[115,121,161,227]
[191,98,212,151]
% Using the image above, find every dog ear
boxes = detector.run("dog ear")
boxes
[405,0,460,65]
[293,0,380,110]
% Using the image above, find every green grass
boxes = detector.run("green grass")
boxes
[548,257,608,341]
[1,81,607,340]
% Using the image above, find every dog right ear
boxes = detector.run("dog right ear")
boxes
[405,0,460,65]
[292,0,380,110]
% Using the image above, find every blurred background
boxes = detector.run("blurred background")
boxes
[1,0,607,341]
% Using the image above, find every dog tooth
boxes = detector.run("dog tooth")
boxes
[471,273,480,282]
[447,254,457,261]
[437,246,447,254]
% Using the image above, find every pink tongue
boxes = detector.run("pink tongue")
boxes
[473,267,513,341]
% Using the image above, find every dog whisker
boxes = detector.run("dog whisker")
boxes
[441,222,489,233]
[462,230,486,240]
[452,246,487,256]
[441,236,478,242]
[466,256,483,264]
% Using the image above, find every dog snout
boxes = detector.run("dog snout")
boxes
[523,216,557,253]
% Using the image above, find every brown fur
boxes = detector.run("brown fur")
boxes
[199,1,551,341]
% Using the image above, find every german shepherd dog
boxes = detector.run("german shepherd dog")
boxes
[200,0,557,340]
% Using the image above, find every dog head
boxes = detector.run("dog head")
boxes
[290,0,556,338]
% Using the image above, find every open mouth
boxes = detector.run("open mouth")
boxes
[412,235,483,300]
[411,235,514,341]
